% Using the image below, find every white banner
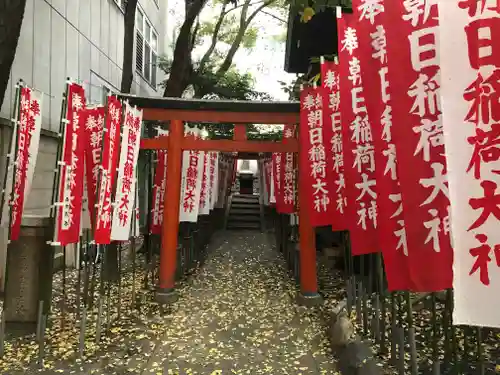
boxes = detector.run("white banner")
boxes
[438,1,500,328]
[179,127,204,222]
[110,104,142,241]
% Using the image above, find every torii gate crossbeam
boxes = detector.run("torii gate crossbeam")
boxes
[120,94,322,307]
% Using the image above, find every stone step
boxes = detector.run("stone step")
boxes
[232,196,260,204]
[230,203,261,210]
[228,215,261,222]
[226,222,261,230]
[229,208,260,215]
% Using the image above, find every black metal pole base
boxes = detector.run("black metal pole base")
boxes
[155,287,179,304]
[296,292,324,307]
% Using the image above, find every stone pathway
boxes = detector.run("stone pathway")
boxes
[144,231,337,375]
[2,231,338,374]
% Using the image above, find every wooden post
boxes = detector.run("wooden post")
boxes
[156,119,183,304]
[297,142,322,306]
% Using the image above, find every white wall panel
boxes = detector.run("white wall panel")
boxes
[11,0,34,87]
[79,35,92,94]
[66,24,79,81]
[33,0,52,129]
[78,0,91,39]
[50,8,66,131]
[90,0,101,46]
[51,0,65,17]
[65,0,79,28]
[100,0,110,54]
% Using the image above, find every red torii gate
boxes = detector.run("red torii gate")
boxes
[120,95,322,306]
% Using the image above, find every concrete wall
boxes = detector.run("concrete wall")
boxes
[0,0,169,283]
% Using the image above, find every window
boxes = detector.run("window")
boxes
[113,0,127,12]
[135,8,158,88]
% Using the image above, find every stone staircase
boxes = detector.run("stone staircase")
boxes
[225,194,263,231]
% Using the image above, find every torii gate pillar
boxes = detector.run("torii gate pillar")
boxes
[297,136,322,306]
[156,119,183,304]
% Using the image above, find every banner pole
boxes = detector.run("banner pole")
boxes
[0,80,23,358]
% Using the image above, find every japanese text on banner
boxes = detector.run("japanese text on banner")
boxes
[337,14,379,254]
[94,96,122,244]
[179,127,204,223]
[199,151,210,215]
[82,106,105,230]
[271,152,282,206]
[111,104,142,241]
[150,128,168,234]
[279,125,296,214]
[209,152,218,210]
[439,0,500,327]
[321,59,347,231]
[353,0,410,290]
[299,86,336,226]
[56,83,86,245]
[6,87,43,240]
[385,0,452,291]
[151,149,168,233]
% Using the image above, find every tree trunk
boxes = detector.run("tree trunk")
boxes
[0,0,28,110]
[120,0,139,94]
[163,0,208,98]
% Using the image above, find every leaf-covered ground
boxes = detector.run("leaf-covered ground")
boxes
[0,231,339,374]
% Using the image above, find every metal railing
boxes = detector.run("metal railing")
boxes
[273,213,499,375]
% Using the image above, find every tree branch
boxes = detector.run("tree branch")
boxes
[198,0,230,72]
[260,9,286,23]
[120,0,139,93]
[215,0,276,76]
[163,0,208,97]
[190,18,200,51]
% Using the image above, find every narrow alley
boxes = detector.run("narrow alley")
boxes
[7,230,337,375]
[146,231,336,374]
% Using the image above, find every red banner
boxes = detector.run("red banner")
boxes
[56,83,86,245]
[272,152,282,208]
[82,106,105,230]
[337,14,379,254]
[10,88,37,240]
[278,125,296,214]
[151,150,167,234]
[299,86,336,227]
[321,59,347,231]
[351,1,411,290]
[199,152,210,214]
[209,152,217,208]
[385,2,452,291]
[94,96,122,244]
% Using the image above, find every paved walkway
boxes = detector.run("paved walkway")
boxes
[145,231,336,375]
[10,231,337,374]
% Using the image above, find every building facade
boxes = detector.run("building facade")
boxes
[0,0,169,277]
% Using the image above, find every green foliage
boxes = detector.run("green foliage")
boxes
[159,0,291,140]
[287,0,351,20]
[200,123,283,141]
